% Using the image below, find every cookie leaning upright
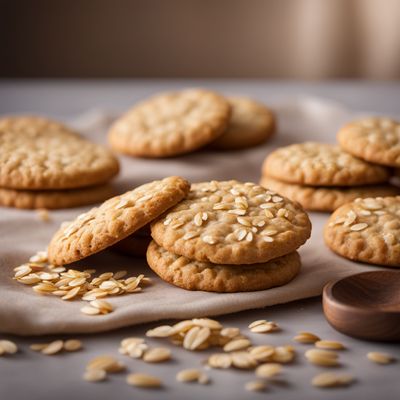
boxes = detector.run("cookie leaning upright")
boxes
[48,176,190,265]
[0,116,119,190]
[324,197,400,267]
[263,142,390,186]
[151,180,311,265]
[108,89,231,158]
[211,96,276,150]
[337,117,400,167]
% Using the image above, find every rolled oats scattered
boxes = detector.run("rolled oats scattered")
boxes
[293,331,320,344]
[208,353,232,369]
[231,351,258,369]
[245,380,267,392]
[81,306,101,316]
[249,321,279,334]
[272,346,296,364]
[0,340,18,355]
[64,339,82,352]
[223,338,251,352]
[249,346,275,362]
[367,351,395,364]
[41,340,64,355]
[183,327,211,351]
[176,368,202,382]
[143,347,171,363]
[255,363,282,378]
[126,373,162,388]
[83,369,107,382]
[312,372,354,388]
[315,340,345,350]
[305,349,339,367]
[87,355,125,373]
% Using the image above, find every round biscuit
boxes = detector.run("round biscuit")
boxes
[262,142,390,186]
[108,89,230,157]
[260,176,400,212]
[150,180,311,265]
[324,196,400,267]
[0,116,119,190]
[147,241,301,292]
[337,117,400,167]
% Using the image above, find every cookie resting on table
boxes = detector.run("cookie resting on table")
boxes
[262,142,390,186]
[108,89,231,158]
[337,117,400,167]
[147,240,301,292]
[260,176,400,212]
[0,116,119,190]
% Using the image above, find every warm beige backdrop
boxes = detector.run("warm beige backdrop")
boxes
[1,0,400,79]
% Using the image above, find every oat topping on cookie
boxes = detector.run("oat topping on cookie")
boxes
[262,142,390,186]
[151,180,311,264]
[48,176,190,265]
[325,196,400,266]
[337,117,400,167]
[108,89,230,157]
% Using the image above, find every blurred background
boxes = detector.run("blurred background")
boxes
[1,0,400,79]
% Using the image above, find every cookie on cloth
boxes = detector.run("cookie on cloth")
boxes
[151,180,311,265]
[324,196,400,267]
[211,96,276,150]
[337,117,400,167]
[0,116,119,190]
[48,176,190,265]
[108,89,231,158]
[0,184,115,210]
[260,176,400,212]
[112,235,152,257]
[262,142,390,186]
[147,240,301,292]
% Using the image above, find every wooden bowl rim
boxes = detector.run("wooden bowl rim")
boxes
[323,271,400,316]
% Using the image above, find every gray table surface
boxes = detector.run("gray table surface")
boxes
[0,80,399,400]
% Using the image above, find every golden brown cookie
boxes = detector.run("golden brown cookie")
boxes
[0,116,120,190]
[111,235,151,257]
[48,176,190,265]
[262,142,390,186]
[337,117,400,167]
[147,241,301,292]
[0,184,115,210]
[260,176,400,212]
[211,96,276,150]
[151,180,311,265]
[324,196,400,267]
[108,89,230,158]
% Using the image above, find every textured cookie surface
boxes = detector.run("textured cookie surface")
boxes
[338,117,400,167]
[111,234,151,257]
[151,180,311,265]
[262,142,390,186]
[48,176,190,265]
[324,196,400,267]
[0,184,115,210]
[108,89,230,157]
[211,96,276,150]
[260,176,400,212]
[0,116,120,189]
[147,241,301,292]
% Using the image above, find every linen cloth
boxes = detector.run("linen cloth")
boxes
[0,97,385,335]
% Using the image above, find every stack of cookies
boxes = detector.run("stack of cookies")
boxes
[260,142,399,212]
[108,89,276,157]
[0,116,120,209]
[147,180,311,293]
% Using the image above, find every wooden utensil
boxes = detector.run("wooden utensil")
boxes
[323,270,400,341]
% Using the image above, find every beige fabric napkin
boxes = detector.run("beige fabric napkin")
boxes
[0,97,383,335]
